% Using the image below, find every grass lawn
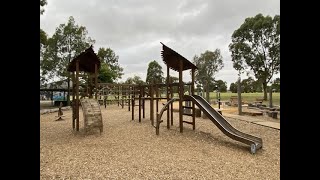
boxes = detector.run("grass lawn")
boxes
[69,92,280,106]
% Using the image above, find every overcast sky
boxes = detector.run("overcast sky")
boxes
[40,0,280,87]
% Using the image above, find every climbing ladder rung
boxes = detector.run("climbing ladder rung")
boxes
[183,113,193,116]
[182,121,193,124]
[182,106,192,109]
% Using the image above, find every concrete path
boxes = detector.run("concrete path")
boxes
[223,113,280,130]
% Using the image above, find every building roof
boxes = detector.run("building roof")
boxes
[67,45,101,73]
[160,42,197,72]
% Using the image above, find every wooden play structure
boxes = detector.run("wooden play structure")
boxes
[67,45,103,133]
[64,43,262,153]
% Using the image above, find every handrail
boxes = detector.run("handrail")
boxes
[156,98,177,135]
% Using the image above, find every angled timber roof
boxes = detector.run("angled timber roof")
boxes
[160,42,197,72]
[67,45,101,73]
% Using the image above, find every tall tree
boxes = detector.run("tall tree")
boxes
[229,14,280,100]
[271,77,280,92]
[40,0,47,56]
[40,29,47,46]
[212,80,227,92]
[229,83,237,93]
[98,63,113,83]
[241,77,256,93]
[41,16,95,83]
[41,16,95,104]
[97,47,123,83]
[192,49,224,102]
[168,76,179,83]
[146,60,164,84]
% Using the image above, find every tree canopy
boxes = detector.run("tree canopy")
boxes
[192,49,224,101]
[229,13,280,99]
[125,75,145,85]
[40,0,47,15]
[40,16,95,86]
[146,60,164,84]
[193,49,224,87]
[271,77,280,92]
[97,47,123,83]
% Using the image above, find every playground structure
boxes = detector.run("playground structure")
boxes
[65,43,262,154]
[67,45,103,133]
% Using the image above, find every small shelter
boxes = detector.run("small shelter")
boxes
[67,45,101,131]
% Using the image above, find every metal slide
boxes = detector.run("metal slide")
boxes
[184,95,263,154]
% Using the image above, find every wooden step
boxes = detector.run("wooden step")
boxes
[182,121,193,124]
[183,113,193,116]
[182,106,192,109]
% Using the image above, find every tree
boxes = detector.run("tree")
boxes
[229,83,237,93]
[40,29,47,46]
[146,60,164,84]
[192,49,224,102]
[97,47,123,83]
[98,63,113,83]
[271,77,280,92]
[41,16,95,83]
[40,0,48,63]
[40,0,47,15]
[167,75,179,93]
[125,75,145,85]
[229,14,280,100]
[252,80,263,92]
[41,16,95,104]
[213,80,227,92]
[168,76,179,83]
[241,77,256,93]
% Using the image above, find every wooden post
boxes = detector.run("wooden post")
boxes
[51,91,53,106]
[76,60,80,131]
[191,68,195,130]
[142,86,145,118]
[128,86,131,111]
[132,86,134,120]
[237,77,242,115]
[95,64,98,99]
[150,82,154,126]
[122,85,124,109]
[166,65,170,129]
[139,85,141,122]
[72,72,75,130]
[118,85,120,106]
[156,85,159,113]
[170,79,173,126]
[179,60,183,133]
[269,87,273,108]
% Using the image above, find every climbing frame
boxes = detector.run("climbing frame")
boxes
[80,98,103,134]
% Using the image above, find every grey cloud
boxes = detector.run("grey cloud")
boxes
[40,0,280,85]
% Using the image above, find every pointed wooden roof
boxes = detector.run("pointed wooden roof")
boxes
[160,42,197,72]
[67,45,101,73]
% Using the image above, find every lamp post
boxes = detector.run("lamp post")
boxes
[215,85,220,109]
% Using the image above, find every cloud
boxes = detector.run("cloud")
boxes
[40,0,280,87]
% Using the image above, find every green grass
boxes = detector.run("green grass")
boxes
[69,92,280,106]
[207,92,280,106]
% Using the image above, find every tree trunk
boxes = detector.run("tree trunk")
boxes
[262,82,268,100]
